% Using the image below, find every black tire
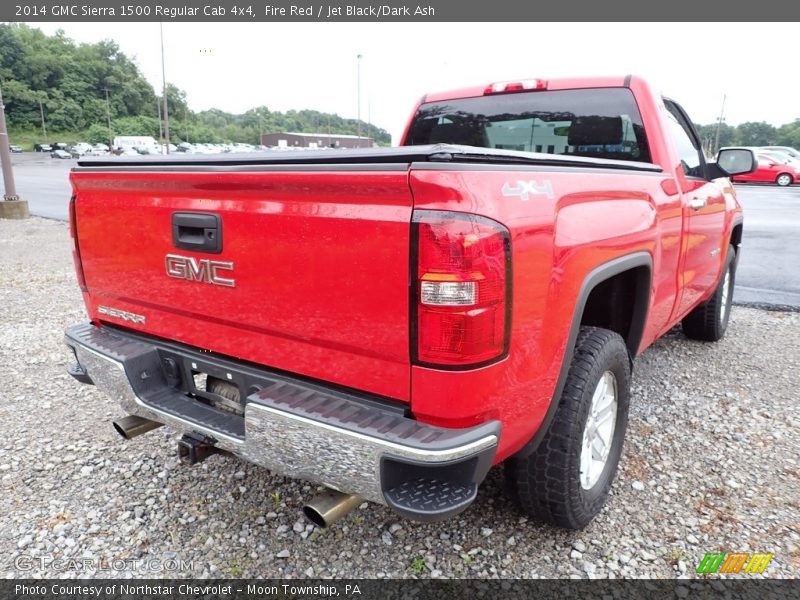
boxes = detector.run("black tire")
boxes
[776,173,792,187]
[681,245,736,342]
[505,327,630,529]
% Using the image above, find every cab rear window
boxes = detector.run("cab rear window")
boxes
[404,87,651,163]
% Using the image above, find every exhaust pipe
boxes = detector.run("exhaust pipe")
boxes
[112,415,163,440]
[303,489,363,528]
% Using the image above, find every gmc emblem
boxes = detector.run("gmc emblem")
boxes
[165,254,235,288]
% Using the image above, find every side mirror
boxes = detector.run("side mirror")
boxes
[708,148,757,179]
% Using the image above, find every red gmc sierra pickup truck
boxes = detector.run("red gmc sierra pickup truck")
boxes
[64,76,755,529]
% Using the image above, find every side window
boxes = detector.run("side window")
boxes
[663,101,704,178]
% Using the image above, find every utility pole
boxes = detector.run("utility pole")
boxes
[714,94,727,155]
[160,22,170,154]
[157,96,163,146]
[102,87,113,149]
[0,84,29,218]
[39,97,47,140]
[356,53,362,145]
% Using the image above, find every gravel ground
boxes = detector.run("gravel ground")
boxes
[1,217,798,579]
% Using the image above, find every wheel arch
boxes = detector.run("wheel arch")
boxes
[730,218,743,250]
[514,251,652,457]
[731,219,744,251]
[730,218,743,274]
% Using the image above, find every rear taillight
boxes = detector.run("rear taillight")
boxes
[69,195,87,291]
[412,211,511,368]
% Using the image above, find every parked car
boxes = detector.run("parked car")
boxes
[133,146,156,155]
[65,75,754,530]
[721,148,800,186]
[52,142,69,150]
[70,143,93,158]
[757,150,800,170]
[87,148,110,157]
[50,149,71,159]
[34,143,52,152]
[760,146,800,161]
[8,144,22,153]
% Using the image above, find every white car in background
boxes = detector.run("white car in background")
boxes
[70,143,93,157]
[761,146,800,161]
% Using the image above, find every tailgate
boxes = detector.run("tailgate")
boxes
[70,167,413,401]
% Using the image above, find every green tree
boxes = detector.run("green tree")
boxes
[0,23,157,130]
[112,115,160,137]
[776,120,800,148]
[165,83,188,121]
[734,121,776,146]
[87,123,113,144]
[0,23,393,144]
[695,122,735,153]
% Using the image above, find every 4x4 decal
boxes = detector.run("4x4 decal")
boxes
[501,180,554,201]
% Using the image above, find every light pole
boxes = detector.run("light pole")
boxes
[356,53,362,144]
[0,84,28,218]
[160,22,170,154]
[157,95,163,145]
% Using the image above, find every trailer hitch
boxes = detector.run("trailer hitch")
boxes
[178,433,219,465]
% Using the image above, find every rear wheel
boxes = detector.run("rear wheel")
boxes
[682,245,736,342]
[505,327,630,529]
[776,173,792,187]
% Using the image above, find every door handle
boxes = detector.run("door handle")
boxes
[172,212,222,253]
[688,197,707,210]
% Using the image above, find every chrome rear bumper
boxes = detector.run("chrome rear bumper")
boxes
[65,323,499,521]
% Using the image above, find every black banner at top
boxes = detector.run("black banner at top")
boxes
[3,0,800,21]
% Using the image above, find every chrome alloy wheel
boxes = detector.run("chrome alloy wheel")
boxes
[580,371,618,490]
[720,267,731,324]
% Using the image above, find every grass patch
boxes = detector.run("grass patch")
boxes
[410,556,426,575]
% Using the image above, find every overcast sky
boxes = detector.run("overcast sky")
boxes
[31,22,798,144]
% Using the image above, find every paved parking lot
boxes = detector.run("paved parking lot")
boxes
[8,152,75,221]
[733,185,800,308]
